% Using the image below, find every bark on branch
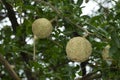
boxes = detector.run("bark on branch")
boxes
[1,0,19,33]
[0,53,21,80]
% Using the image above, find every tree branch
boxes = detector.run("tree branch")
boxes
[81,70,102,80]
[0,53,21,80]
[34,0,91,35]
[81,61,88,76]
[75,70,102,80]
[1,1,37,80]
[1,0,19,33]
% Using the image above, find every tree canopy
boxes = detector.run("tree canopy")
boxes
[0,0,120,80]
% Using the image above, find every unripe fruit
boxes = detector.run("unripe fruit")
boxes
[32,18,53,60]
[32,18,53,39]
[66,37,92,62]
[102,45,111,60]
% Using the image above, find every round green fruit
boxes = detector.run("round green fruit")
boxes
[32,18,53,39]
[66,37,92,62]
[102,45,111,60]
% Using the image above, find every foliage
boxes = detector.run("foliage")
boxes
[0,0,120,80]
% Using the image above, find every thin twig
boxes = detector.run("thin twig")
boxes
[48,38,63,48]
[33,35,37,60]
[50,16,58,23]
[35,0,61,14]
[0,53,21,80]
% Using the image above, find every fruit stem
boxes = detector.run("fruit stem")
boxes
[33,35,37,60]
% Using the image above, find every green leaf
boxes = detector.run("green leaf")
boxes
[111,31,120,48]
[77,0,83,6]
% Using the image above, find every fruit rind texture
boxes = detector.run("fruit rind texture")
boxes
[66,37,92,62]
[32,18,53,39]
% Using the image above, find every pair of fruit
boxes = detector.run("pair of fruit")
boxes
[32,18,92,62]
